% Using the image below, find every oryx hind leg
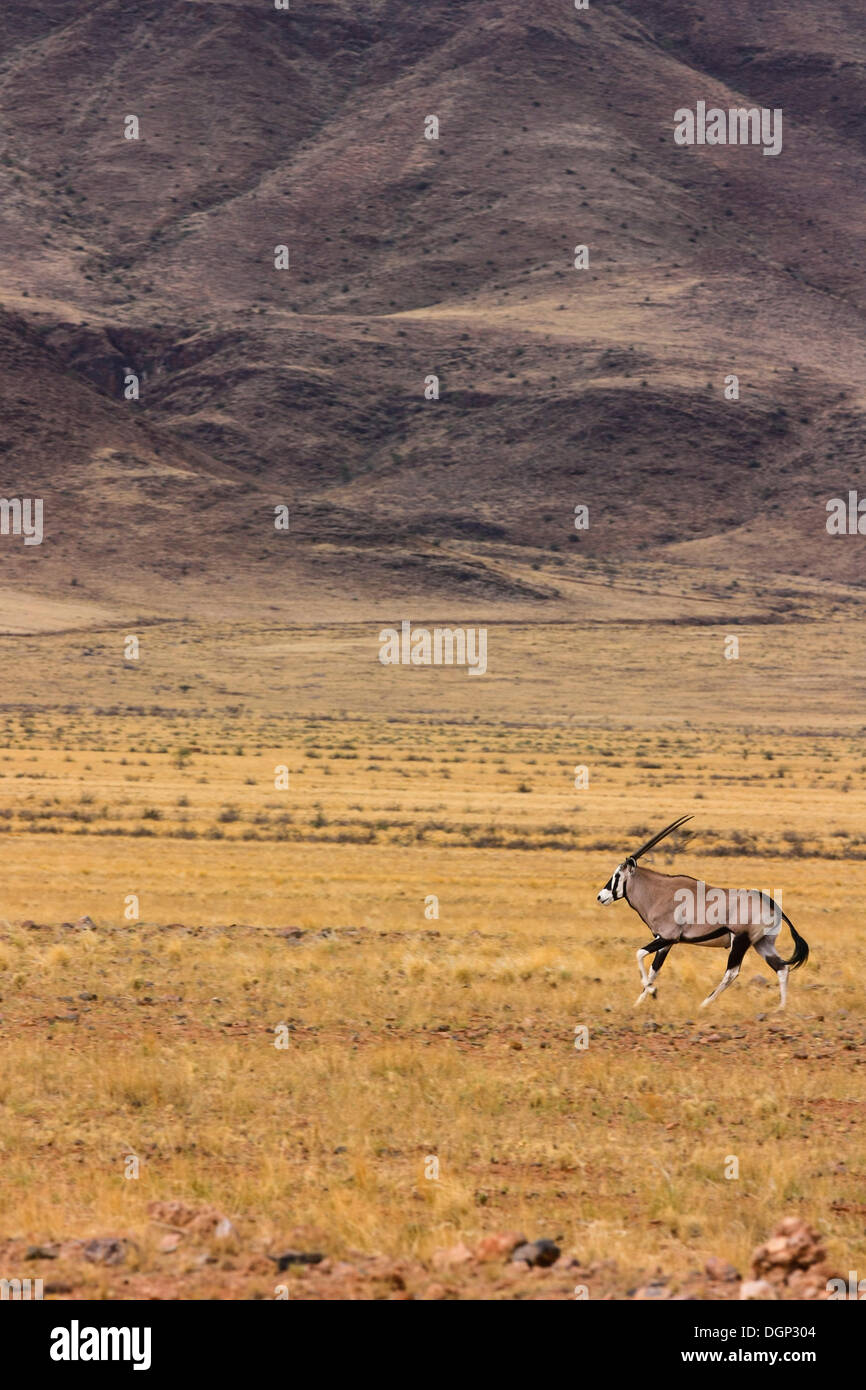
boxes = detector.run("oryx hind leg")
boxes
[636,940,670,1006]
[700,932,750,1009]
[753,936,790,1010]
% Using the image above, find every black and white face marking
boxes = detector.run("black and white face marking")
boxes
[597,863,627,905]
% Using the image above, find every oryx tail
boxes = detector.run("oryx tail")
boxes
[779,911,809,970]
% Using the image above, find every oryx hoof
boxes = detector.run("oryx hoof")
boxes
[699,996,712,1009]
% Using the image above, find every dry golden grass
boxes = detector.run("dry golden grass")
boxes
[0,619,863,1297]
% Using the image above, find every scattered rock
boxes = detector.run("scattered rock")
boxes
[475,1231,526,1263]
[419,1282,449,1300]
[747,1218,842,1298]
[785,1264,837,1299]
[148,1199,199,1228]
[147,1200,234,1239]
[25,1244,59,1260]
[432,1241,474,1269]
[751,1218,825,1285]
[553,1253,582,1270]
[740,1279,778,1301]
[705,1256,739,1283]
[76,916,96,930]
[634,1279,670,1300]
[268,1250,325,1272]
[82,1238,131,1266]
[511,1238,560,1268]
[158,1234,181,1253]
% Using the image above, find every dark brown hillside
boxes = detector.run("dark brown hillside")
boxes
[0,0,864,623]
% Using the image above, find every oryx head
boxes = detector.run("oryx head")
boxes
[597,858,636,904]
[596,815,692,906]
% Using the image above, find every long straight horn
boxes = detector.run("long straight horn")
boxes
[630,815,693,861]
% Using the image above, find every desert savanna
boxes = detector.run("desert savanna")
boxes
[0,617,864,1300]
[0,0,864,1307]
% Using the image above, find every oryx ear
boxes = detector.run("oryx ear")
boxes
[625,856,637,870]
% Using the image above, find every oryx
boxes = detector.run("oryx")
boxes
[596,816,809,1009]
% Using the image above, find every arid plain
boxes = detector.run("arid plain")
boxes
[0,616,863,1299]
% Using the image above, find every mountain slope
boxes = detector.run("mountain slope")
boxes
[0,0,864,622]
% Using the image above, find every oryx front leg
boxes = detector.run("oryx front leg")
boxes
[635,940,669,1005]
[636,947,650,989]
